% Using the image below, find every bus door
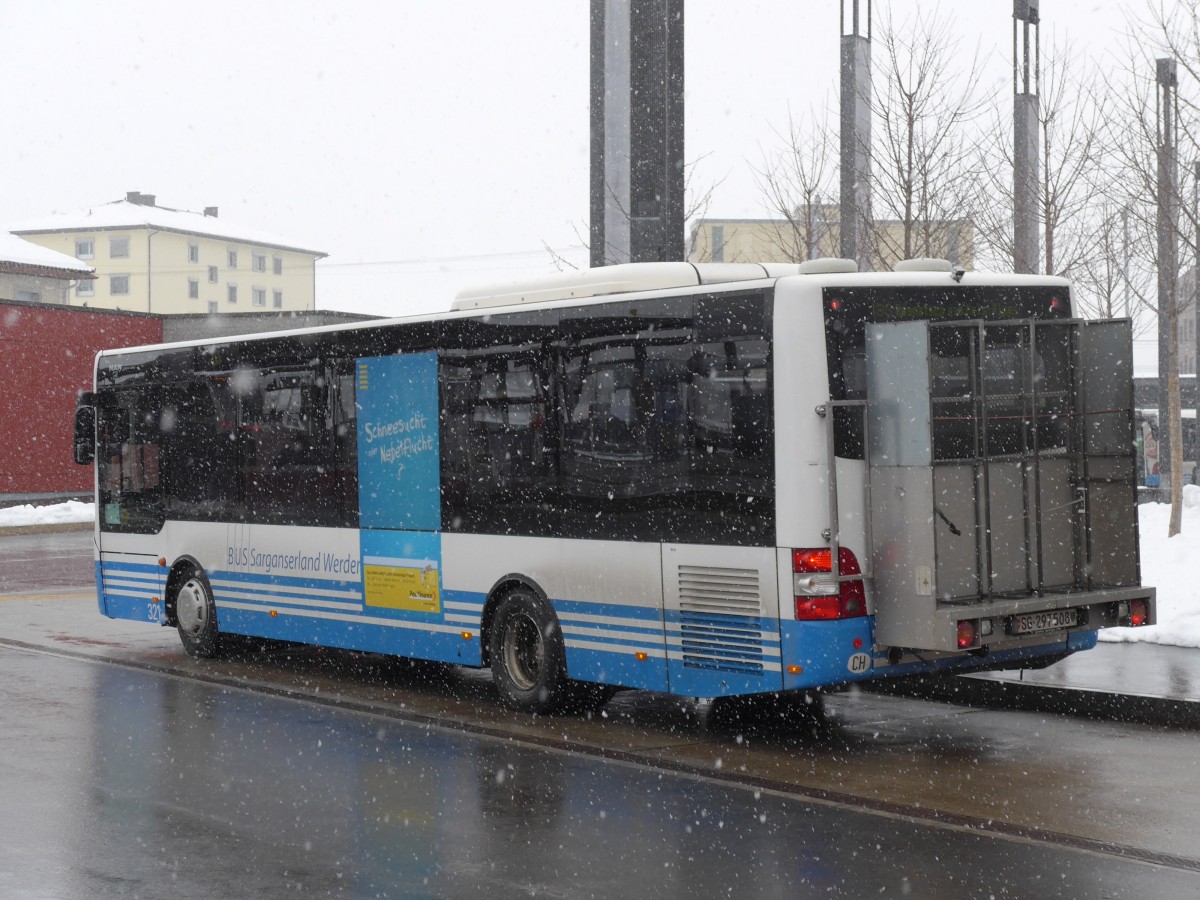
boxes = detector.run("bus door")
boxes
[94,387,168,622]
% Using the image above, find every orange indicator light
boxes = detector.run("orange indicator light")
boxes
[787,665,803,675]
[151,597,160,604]
[157,558,167,567]
[269,610,278,618]
[635,651,648,661]
[461,631,473,640]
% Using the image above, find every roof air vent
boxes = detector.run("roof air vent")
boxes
[797,258,858,275]
[894,258,953,273]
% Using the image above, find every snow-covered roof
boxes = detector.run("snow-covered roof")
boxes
[9,197,326,258]
[0,231,93,274]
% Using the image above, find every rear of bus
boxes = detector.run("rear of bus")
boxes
[770,266,1156,690]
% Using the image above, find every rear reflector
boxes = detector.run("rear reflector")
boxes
[793,548,867,620]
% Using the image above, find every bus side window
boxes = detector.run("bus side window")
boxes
[232,365,339,526]
[97,390,165,533]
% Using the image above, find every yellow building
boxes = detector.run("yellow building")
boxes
[689,207,974,271]
[10,192,326,315]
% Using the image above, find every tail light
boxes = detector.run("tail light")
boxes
[957,619,978,650]
[1120,598,1149,627]
[793,548,867,620]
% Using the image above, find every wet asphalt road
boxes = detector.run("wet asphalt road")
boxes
[3,646,1200,900]
[2,531,1200,898]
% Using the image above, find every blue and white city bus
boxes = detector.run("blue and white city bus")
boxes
[73,260,1156,713]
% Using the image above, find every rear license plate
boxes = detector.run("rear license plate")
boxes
[1008,608,1079,636]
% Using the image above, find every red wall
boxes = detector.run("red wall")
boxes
[0,301,163,495]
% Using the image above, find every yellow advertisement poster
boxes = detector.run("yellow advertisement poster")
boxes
[364,559,440,614]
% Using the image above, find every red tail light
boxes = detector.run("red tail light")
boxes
[1129,599,1149,627]
[957,619,978,650]
[793,548,867,620]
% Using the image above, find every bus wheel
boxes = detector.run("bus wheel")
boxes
[489,590,567,714]
[175,567,222,659]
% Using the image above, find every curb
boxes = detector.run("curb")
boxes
[0,522,92,536]
[863,672,1200,729]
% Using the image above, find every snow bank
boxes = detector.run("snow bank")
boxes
[4,490,1200,648]
[1101,484,1200,649]
[0,500,94,527]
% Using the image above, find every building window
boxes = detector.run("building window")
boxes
[228,284,238,304]
[227,249,238,268]
[76,239,94,259]
[711,226,725,263]
[110,236,130,259]
[77,280,95,297]
[253,253,266,272]
[273,290,283,309]
[111,274,130,295]
[273,256,283,275]
[15,290,40,303]
[208,265,218,284]
[188,243,200,264]
[252,287,266,307]
[188,279,199,299]
[208,301,218,313]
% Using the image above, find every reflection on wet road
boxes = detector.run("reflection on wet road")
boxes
[2,645,1199,899]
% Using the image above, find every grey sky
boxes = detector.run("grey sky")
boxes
[1,1,1143,316]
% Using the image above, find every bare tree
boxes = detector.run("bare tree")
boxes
[870,6,986,268]
[1104,5,1200,536]
[751,107,840,262]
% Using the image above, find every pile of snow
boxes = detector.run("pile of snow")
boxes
[1101,484,1200,649]
[3,490,1199,648]
[0,500,94,527]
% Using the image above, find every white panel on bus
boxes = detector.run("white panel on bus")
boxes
[771,276,834,549]
[441,533,662,609]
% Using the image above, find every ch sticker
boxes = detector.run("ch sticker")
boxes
[847,652,871,674]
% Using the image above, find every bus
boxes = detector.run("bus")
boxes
[73,259,1156,713]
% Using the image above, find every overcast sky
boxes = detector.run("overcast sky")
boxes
[1,1,1143,317]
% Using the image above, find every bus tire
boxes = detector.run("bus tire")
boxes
[489,589,567,714]
[175,566,223,659]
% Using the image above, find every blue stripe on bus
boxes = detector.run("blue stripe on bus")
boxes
[215,604,482,667]
[99,560,164,622]
[102,591,164,625]
[551,597,663,623]
[99,560,162,575]
[564,644,671,692]
[94,561,105,615]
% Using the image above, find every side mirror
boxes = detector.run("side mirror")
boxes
[73,399,96,465]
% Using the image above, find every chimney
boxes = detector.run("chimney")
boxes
[125,191,156,206]
[203,206,218,217]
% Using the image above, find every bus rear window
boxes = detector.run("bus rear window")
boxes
[823,285,1072,459]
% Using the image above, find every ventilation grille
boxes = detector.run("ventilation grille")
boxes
[678,565,764,675]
